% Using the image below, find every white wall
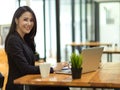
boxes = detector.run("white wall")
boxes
[0,0,17,24]
[100,3,120,46]
[99,3,120,62]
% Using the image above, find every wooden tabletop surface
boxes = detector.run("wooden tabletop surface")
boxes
[14,71,97,87]
[66,42,112,46]
[14,62,120,88]
[103,48,120,53]
[90,62,120,88]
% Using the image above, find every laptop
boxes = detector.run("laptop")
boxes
[55,47,104,74]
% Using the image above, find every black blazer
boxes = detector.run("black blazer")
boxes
[5,32,53,90]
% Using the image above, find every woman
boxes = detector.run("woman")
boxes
[5,6,69,90]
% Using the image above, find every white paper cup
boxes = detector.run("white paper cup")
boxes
[39,63,50,78]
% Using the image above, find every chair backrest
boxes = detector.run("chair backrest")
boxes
[0,48,8,90]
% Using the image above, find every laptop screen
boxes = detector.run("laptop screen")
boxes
[81,47,104,73]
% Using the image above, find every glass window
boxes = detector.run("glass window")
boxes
[30,0,57,60]
[60,0,72,61]
[30,0,45,58]
[75,0,81,42]
[45,0,56,59]
[81,0,86,42]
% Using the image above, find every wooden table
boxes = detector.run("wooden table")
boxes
[65,42,112,61]
[14,72,96,87]
[103,48,120,62]
[14,62,120,89]
[90,62,120,88]
[66,42,112,47]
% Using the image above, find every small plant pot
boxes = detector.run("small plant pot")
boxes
[71,67,82,79]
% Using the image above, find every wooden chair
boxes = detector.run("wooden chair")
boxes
[0,48,8,90]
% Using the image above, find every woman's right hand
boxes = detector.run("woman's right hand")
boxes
[53,62,69,71]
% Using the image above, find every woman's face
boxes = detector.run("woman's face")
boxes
[15,11,34,38]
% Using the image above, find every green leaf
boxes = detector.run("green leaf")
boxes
[70,52,83,68]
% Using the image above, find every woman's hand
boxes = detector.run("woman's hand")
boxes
[53,62,69,71]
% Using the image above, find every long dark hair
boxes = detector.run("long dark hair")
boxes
[5,6,37,53]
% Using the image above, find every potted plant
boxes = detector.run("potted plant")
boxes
[70,52,83,79]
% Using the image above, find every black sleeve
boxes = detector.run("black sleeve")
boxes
[6,36,54,75]
[6,36,40,75]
